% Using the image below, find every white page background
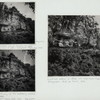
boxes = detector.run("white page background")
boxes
[0,0,100,100]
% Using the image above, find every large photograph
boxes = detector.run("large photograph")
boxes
[0,2,35,44]
[0,50,35,91]
[48,15,100,76]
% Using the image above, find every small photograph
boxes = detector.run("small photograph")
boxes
[48,15,100,76]
[0,50,35,91]
[0,2,35,44]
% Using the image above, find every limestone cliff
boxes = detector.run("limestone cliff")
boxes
[0,52,31,79]
[0,3,35,44]
[0,52,35,91]
[0,4,31,32]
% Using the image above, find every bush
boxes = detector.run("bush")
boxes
[48,48,100,76]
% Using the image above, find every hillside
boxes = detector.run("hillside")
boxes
[0,3,35,44]
[0,52,35,91]
[48,16,100,76]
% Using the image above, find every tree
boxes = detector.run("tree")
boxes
[25,2,35,13]
[27,50,35,59]
[23,50,35,59]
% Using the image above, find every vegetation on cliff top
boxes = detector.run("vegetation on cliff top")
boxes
[48,16,100,76]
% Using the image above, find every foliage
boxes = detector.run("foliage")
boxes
[25,2,35,13]
[0,77,35,91]
[22,50,35,59]
[0,52,35,91]
[27,50,35,59]
[48,16,100,76]
[48,48,100,76]
[0,31,34,44]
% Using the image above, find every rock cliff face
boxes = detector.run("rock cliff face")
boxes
[0,3,32,32]
[48,16,100,48]
[0,52,29,79]
[0,3,35,43]
[0,51,35,91]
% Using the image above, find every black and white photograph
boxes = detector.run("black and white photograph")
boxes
[0,2,35,44]
[48,15,100,76]
[0,50,35,91]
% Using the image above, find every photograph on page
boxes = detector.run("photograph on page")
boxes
[0,50,35,91]
[0,2,35,44]
[48,15,100,76]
